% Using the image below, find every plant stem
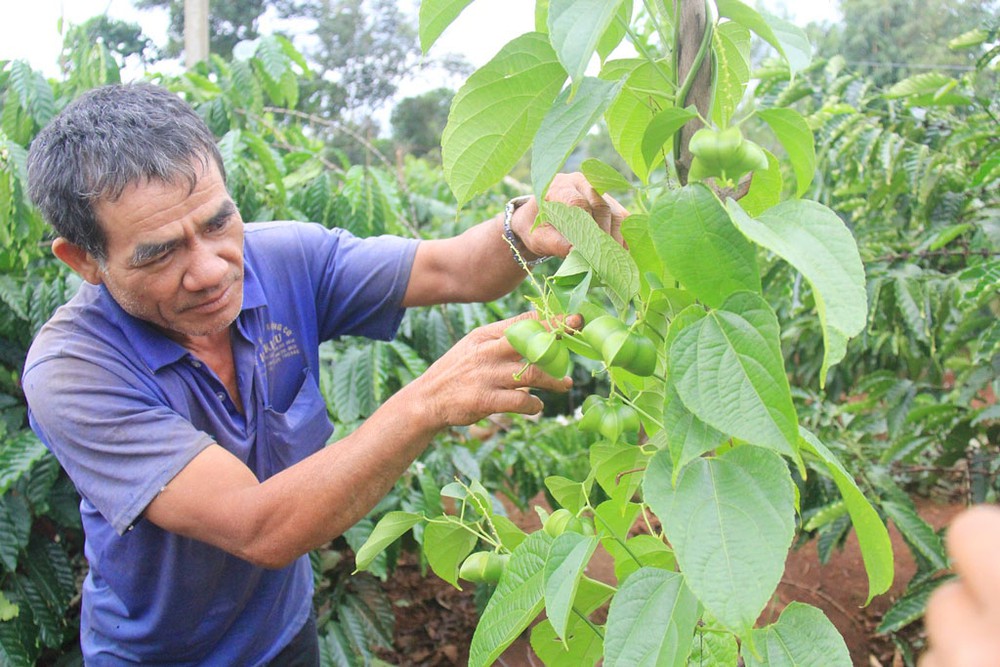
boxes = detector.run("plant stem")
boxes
[617,14,676,93]
[573,607,606,640]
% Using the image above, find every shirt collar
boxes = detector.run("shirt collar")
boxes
[104,255,267,373]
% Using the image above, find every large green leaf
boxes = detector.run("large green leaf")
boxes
[726,199,867,385]
[418,0,476,53]
[0,492,31,571]
[664,384,727,481]
[530,617,603,667]
[0,431,48,495]
[580,158,632,194]
[800,428,893,603]
[442,33,567,206]
[602,534,676,584]
[604,567,700,666]
[548,0,627,86]
[532,76,624,196]
[669,292,800,462]
[645,446,796,635]
[422,519,477,590]
[757,108,815,198]
[469,531,553,667]
[602,58,673,183]
[543,533,599,643]
[353,511,422,573]
[541,202,640,308]
[715,0,811,78]
[744,603,851,666]
[649,185,760,308]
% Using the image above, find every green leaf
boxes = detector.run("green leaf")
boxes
[602,58,673,183]
[664,384,727,480]
[727,199,867,385]
[757,108,815,197]
[544,533,599,643]
[545,476,590,515]
[469,531,553,667]
[645,446,796,635]
[593,500,642,541]
[885,73,957,99]
[738,147,783,217]
[621,214,664,281]
[547,0,626,86]
[715,0,811,77]
[877,577,950,634]
[744,602,851,666]
[353,512,422,573]
[442,33,567,206]
[532,76,624,196]
[541,201,640,308]
[690,629,740,665]
[669,292,800,462]
[0,492,31,571]
[423,519,478,589]
[0,592,17,622]
[604,567,700,666]
[712,22,752,128]
[800,429,893,603]
[590,441,649,502]
[640,106,698,169]
[597,1,632,61]
[649,184,761,308]
[492,515,528,551]
[580,157,632,194]
[530,616,603,667]
[418,0,475,53]
[603,534,676,582]
[881,499,949,571]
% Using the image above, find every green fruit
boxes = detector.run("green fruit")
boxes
[579,395,607,432]
[536,342,571,378]
[504,319,547,358]
[689,126,744,169]
[544,509,574,537]
[727,140,768,179]
[459,551,509,584]
[581,316,628,355]
[603,330,658,377]
[525,331,559,364]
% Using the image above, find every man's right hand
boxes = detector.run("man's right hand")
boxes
[409,311,580,429]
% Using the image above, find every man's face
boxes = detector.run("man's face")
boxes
[91,161,245,345]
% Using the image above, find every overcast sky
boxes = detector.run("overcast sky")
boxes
[0,0,842,79]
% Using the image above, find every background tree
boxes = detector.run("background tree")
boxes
[391,87,453,159]
[807,0,999,85]
[134,0,267,60]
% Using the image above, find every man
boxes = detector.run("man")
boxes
[921,505,1000,667]
[23,82,626,665]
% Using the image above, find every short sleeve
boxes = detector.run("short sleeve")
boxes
[243,222,420,342]
[23,355,214,535]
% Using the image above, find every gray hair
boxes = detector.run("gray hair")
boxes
[27,83,226,261]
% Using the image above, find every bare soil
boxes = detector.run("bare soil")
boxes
[373,495,965,666]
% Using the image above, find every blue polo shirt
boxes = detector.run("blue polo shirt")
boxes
[22,221,419,665]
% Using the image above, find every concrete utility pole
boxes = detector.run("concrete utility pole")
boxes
[675,0,713,184]
[184,0,210,69]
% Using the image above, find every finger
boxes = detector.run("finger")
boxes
[498,388,545,416]
[604,193,629,247]
[922,580,1000,667]
[515,363,574,391]
[946,506,1000,614]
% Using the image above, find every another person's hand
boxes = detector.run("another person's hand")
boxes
[508,172,628,260]
[411,312,582,428]
[921,505,1000,667]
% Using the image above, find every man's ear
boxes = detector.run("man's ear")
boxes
[52,238,103,285]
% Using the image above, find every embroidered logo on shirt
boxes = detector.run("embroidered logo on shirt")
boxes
[258,321,302,372]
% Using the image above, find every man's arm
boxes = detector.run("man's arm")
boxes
[402,173,627,307]
[143,312,577,569]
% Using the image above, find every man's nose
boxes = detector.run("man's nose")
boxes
[182,241,229,292]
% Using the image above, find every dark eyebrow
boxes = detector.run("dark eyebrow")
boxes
[128,200,238,268]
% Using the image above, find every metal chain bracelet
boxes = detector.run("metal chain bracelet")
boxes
[503,195,552,268]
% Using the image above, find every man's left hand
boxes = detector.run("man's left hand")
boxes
[509,172,628,260]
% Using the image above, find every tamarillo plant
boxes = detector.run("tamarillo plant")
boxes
[359,0,895,664]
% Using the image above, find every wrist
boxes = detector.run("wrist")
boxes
[503,195,551,268]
